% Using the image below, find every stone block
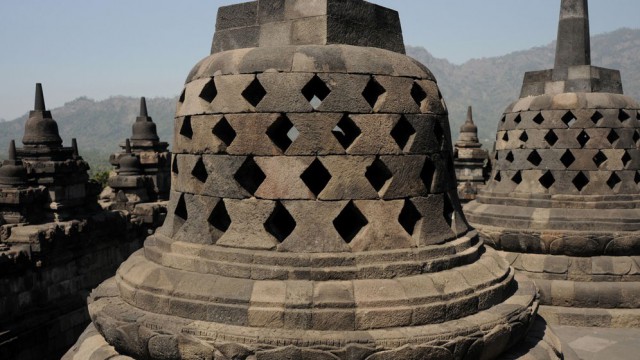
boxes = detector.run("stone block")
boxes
[350,200,414,251]
[211,26,260,54]
[315,73,372,113]
[199,155,253,198]
[286,113,346,155]
[216,199,280,250]
[373,76,421,114]
[414,80,446,115]
[226,114,283,155]
[258,20,292,48]
[313,281,354,308]
[278,201,351,253]
[355,307,412,330]
[211,74,259,113]
[254,157,315,199]
[317,156,378,200]
[255,72,314,112]
[379,155,429,199]
[215,2,258,30]
[291,16,328,46]
[311,309,355,331]
[411,196,456,246]
[348,115,403,155]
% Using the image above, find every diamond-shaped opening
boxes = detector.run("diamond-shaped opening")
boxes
[619,110,631,122]
[533,113,545,125]
[410,82,427,107]
[199,78,218,103]
[212,116,236,147]
[591,111,603,125]
[443,193,455,228]
[577,130,590,148]
[623,151,632,167]
[562,111,577,127]
[300,158,332,197]
[572,172,590,191]
[208,200,231,234]
[266,115,297,152]
[527,150,543,166]
[514,114,522,124]
[506,151,514,163]
[391,116,416,150]
[607,129,620,145]
[607,172,622,190]
[234,156,266,195]
[179,89,186,103]
[511,171,522,184]
[545,130,559,146]
[539,171,555,189]
[500,115,506,123]
[420,157,436,192]
[398,199,422,236]
[172,156,179,174]
[365,157,393,193]
[560,150,576,168]
[362,77,386,109]
[332,114,361,150]
[242,78,267,107]
[634,131,640,144]
[635,171,640,185]
[593,150,608,167]
[302,75,331,110]
[494,171,502,182]
[175,194,188,222]
[502,132,509,142]
[433,121,445,148]
[264,201,296,243]
[191,157,208,183]
[519,131,529,143]
[333,201,368,244]
[180,116,193,139]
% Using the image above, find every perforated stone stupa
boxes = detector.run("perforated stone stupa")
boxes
[86,1,555,359]
[106,97,171,203]
[465,0,640,326]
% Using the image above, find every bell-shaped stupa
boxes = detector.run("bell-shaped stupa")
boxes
[454,106,490,203]
[466,0,640,326]
[87,1,555,359]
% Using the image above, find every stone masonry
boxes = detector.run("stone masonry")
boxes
[465,0,640,327]
[105,97,172,203]
[454,106,490,203]
[81,1,564,359]
[0,85,166,360]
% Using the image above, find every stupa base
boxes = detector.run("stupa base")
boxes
[84,273,557,360]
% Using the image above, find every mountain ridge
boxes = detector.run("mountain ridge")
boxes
[1,28,640,167]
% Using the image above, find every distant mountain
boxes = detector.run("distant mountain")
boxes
[1,28,640,168]
[0,96,177,170]
[407,28,640,146]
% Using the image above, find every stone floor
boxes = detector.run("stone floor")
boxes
[552,326,640,360]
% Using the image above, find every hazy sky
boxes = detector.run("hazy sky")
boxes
[1,0,639,121]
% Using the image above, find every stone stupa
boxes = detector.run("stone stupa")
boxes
[107,97,171,202]
[84,1,561,359]
[454,106,490,203]
[466,0,640,327]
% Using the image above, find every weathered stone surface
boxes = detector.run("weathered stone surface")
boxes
[83,1,543,359]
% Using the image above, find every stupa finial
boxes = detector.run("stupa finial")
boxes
[555,0,591,68]
[8,140,16,161]
[466,106,474,125]
[34,83,46,111]
[125,139,132,154]
[139,97,148,119]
